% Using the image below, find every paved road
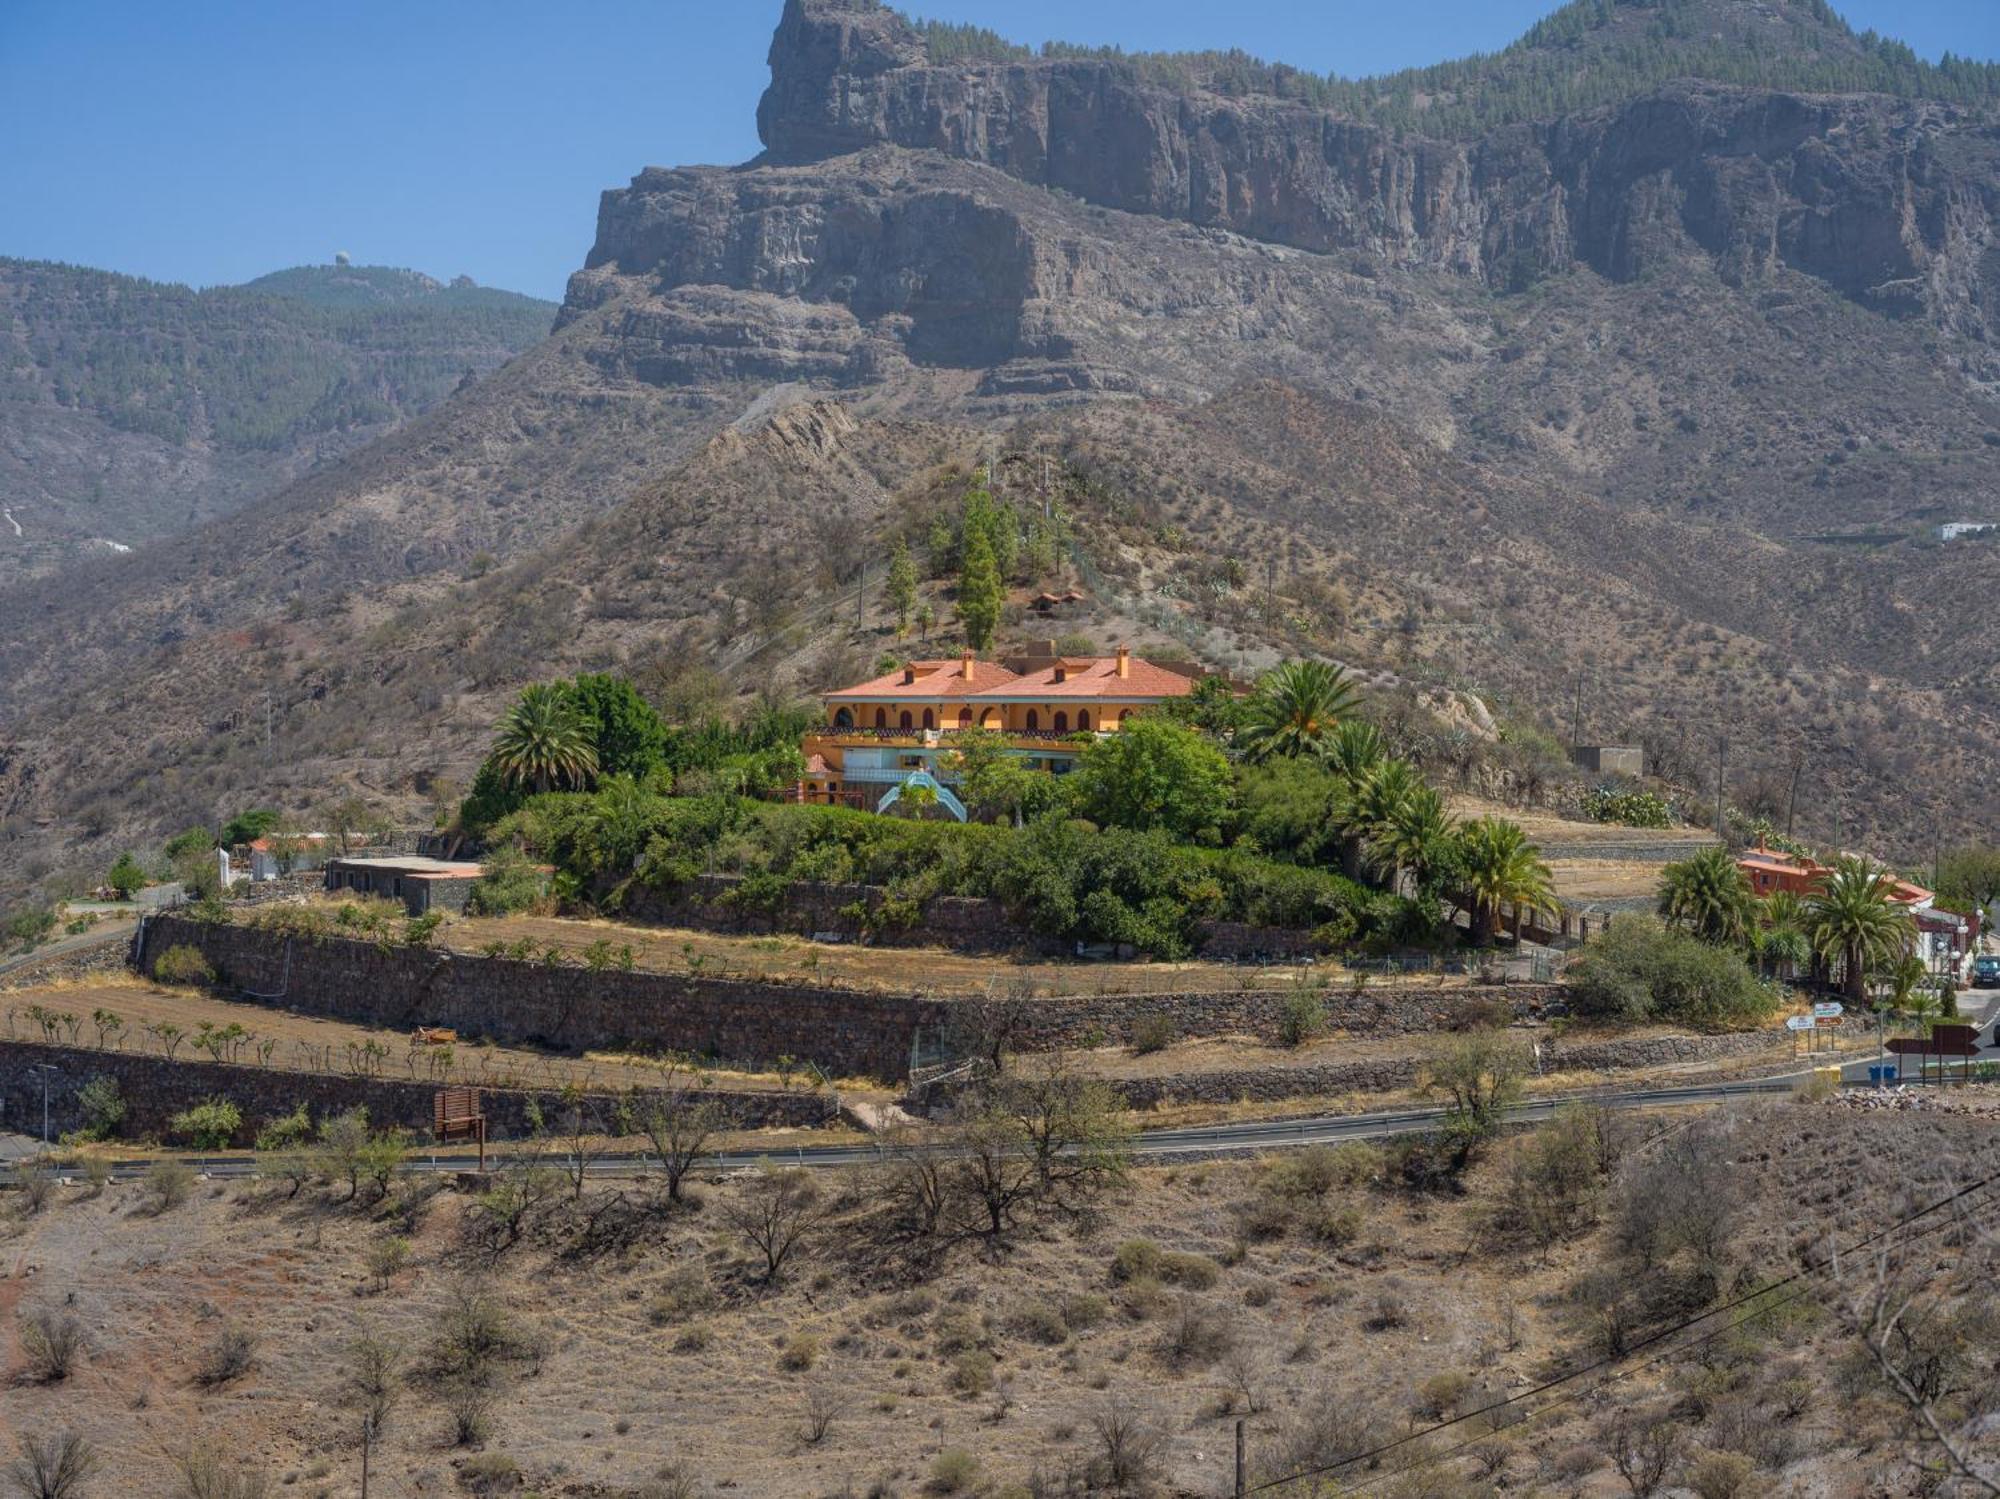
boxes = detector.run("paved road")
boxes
[1830,988,2000,1082]
[0,919,135,982]
[2,1074,1808,1183]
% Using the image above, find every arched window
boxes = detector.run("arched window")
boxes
[1026,709,1039,731]
[958,708,972,728]
[921,708,935,730]
[1053,711,1069,733]
[833,708,854,729]
[1076,710,1090,732]
[874,708,887,728]
[981,708,1001,728]
[899,710,914,730]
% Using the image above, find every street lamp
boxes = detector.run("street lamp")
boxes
[29,1063,57,1148]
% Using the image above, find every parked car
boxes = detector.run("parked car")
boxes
[1973,955,2000,989]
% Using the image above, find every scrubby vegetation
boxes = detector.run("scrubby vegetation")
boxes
[899,0,2000,137]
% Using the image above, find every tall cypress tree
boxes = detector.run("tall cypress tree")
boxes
[956,527,1002,651]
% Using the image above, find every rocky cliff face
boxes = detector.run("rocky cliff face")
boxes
[733,0,2000,335]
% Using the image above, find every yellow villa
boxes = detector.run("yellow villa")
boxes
[798,646,1204,816]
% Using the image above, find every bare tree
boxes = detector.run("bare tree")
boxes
[717,1166,828,1285]
[1605,1407,1685,1499]
[795,1375,854,1447]
[343,1334,404,1434]
[8,1433,97,1499]
[1088,1400,1166,1494]
[637,1066,723,1204]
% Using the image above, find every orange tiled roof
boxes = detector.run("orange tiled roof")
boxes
[825,658,1021,700]
[969,654,1198,700]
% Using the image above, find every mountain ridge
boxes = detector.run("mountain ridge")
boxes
[2,0,1999,904]
[0,259,555,582]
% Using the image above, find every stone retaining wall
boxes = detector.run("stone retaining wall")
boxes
[135,915,1566,1082]
[0,1040,829,1147]
[0,933,133,991]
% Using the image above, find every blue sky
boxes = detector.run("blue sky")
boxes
[4,0,1997,301]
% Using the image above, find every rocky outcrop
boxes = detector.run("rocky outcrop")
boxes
[731,0,2000,329]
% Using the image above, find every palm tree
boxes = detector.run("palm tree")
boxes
[1807,856,1914,1005]
[1236,660,1361,764]
[1337,756,1419,883]
[1757,889,1808,980]
[1324,718,1387,788]
[1658,845,1757,946]
[1367,782,1457,897]
[1457,817,1556,949]
[491,683,598,794]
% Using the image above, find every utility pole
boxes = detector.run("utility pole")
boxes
[1235,1419,1246,1498]
[31,1064,55,1147]
[361,1414,373,1498]
[855,558,866,627]
[1714,734,1728,842]
[1784,748,1805,838]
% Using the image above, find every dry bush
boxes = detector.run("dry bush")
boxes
[1088,1400,1166,1494]
[718,1166,827,1286]
[647,1265,717,1326]
[778,1333,820,1372]
[930,1448,980,1493]
[20,1310,83,1383]
[1686,1450,1764,1499]
[459,1452,521,1493]
[445,1382,497,1447]
[144,1159,196,1214]
[1605,1406,1686,1498]
[17,1157,55,1214]
[343,1334,403,1432]
[1159,1295,1234,1369]
[795,1376,853,1446]
[195,1324,257,1386]
[8,1432,97,1499]
[169,1439,272,1499]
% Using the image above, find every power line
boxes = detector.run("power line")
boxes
[1247,1165,1998,1494]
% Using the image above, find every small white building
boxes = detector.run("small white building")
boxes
[1937,522,1997,542]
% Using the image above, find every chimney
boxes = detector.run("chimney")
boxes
[1053,664,1066,684]
[1116,644,1130,679]
[962,648,975,680]
[902,665,917,686]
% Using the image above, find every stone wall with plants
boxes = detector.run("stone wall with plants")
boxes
[0,1039,831,1148]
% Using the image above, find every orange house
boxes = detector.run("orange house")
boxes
[1737,846,1933,907]
[799,646,1202,815]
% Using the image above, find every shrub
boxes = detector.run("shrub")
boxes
[253,1103,312,1152]
[1007,1301,1070,1346]
[1061,1293,1110,1331]
[930,1449,980,1493]
[1584,789,1673,828]
[672,1325,713,1354]
[1111,1239,1163,1283]
[1159,1295,1233,1368]
[195,1324,258,1385]
[1304,1203,1364,1246]
[778,1333,820,1372]
[1277,991,1327,1047]
[1686,1451,1762,1499]
[1264,1143,1377,1200]
[646,1266,716,1325]
[74,1076,125,1141]
[21,1310,83,1382]
[168,1097,243,1150]
[1129,1014,1178,1055]
[152,945,215,987]
[1566,917,1778,1031]
[143,1159,195,1212]
[366,1236,411,1290]
[9,1432,98,1498]
[948,1348,995,1394]
[1158,1251,1221,1289]
[459,1452,522,1494]
[1413,1371,1473,1419]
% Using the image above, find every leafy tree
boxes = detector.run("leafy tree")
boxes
[1808,857,1915,1004]
[1367,781,1458,898]
[1236,660,1362,763]
[1935,845,2000,912]
[1427,1030,1529,1140]
[167,1097,243,1151]
[218,809,282,847]
[1567,917,1777,1030]
[490,682,598,794]
[316,795,391,856]
[948,726,1058,825]
[885,535,919,636]
[1067,716,1233,843]
[1657,845,1757,946]
[1164,674,1248,740]
[1456,817,1555,947]
[162,826,216,862]
[955,526,1003,651]
[1236,759,1343,865]
[105,852,147,900]
[569,673,668,782]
